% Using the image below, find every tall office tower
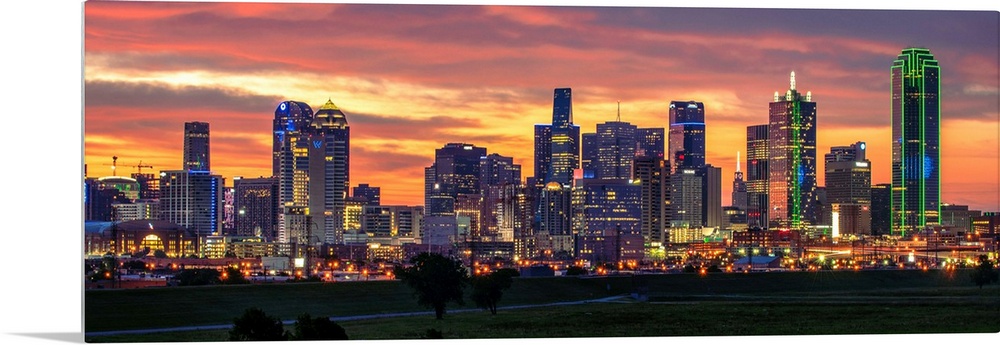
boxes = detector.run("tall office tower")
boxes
[581,133,597,179]
[636,127,665,159]
[183,121,210,171]
[272,99,351,245]
[234,176,279,240]
[480,153,521,238]
[670,168,703,229]
[223,187,235,235]
[352,183,381,206]
[548,88,580,186]
[273,101,314,243]
[768,72,817,229]
[533,125,552,184]
[701,164,723,228]
[891,48,941,236]
[310,99,351,244]
[498,184,534,259]
[871,183,892,235]
[825,142,872,205]
[537,182,573,237]
[425,143,487,216]
[732,152,748,210]
[159,170,223,236]
[634,157,669,245]
[593,120,638,180]
[746,125,769,227]
[668,101,706,169]
[579,179,642,236]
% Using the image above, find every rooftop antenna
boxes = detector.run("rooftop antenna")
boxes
[111,156,117,176]
[616,100,621,122]
[790,71,796,90]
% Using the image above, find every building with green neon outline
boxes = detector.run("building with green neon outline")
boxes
[891,48,941,237]
[768,72,817,229]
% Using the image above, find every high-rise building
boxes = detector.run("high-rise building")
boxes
[352,183,381,206]
[871,183,892,235]
[234,176,279,240]
[940,204,981,233]
[701,164,723,228]
[634,157,669,246]
[425,143,487,216]
[361,205,424,240]
[825,142,872,235]
[891,47,941,236]
[272,99,351,245]
[159,170,224,236]
[768,72,817,229]
[480,153,521,239]
[668,101,706,169]
[670,168,703,229]
[580,133,597,179]
[593,120,637,180]
[746,125,769,228]
[131,172,160,200]
[636,127,665,159]
[183,121,210,171]
[548,88,580,186]
[732,152,748,211]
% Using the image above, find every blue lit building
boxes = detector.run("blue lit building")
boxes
[668,101,705,169]
[158,170,223,236]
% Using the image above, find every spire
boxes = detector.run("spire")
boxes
[736,151,741,173]
[790,71,796,90]
[616,100,621,122]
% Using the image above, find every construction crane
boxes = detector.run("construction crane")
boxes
[132,160,154,174]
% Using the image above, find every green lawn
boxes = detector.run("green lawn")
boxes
[84,269,1000,342]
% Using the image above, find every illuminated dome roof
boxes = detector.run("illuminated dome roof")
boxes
[313,99,348,128]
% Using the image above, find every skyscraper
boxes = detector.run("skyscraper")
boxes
[768,72,817,229]
[634,157,669,246]
[159,170,223,236]
[635,127,665,159]
[732,152,748,211]
[234,176,279,240]
[668,101,705,169]
[548,88,580,186]
[593,120,637,180]
[272,99,350,245]
[871,183,891,235]
[425,143,487,216]
[891,47,941,236]
[746,124,769,228]
[353,183,381,206]
[480,153,521,239]
[183,121,210,171]
[825,142,871,206]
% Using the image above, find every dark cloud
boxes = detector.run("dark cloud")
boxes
[85,80,284,114]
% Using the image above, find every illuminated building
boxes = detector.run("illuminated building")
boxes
[85,176,140,221]
[940,204,981,233]
[581,133,596,179]
[361,205,424,241]
[532,88,579,256]
[670,168,702,229]
[112,200,159,222]
[768,72,817,229]
[729,228,802,258]
[131,172,160,200]
[634,157,669,246]
[825,142,871,234]
[480,153,521,239]
[668,101,705,169]
[592,120,637,180]
[343,196,367,241]
[702,165,723,228]
[892,48,941,236]
[636,127,665,159]
[547,88,581,186]
[234,176,279,240]
[183,121,210,171]
[723,206,748,231]
[971,213,1000,235]
[746,124,769,228]
[84,219,198,258]
[579,179,642,236]
[732,152,747,211]
[424,143,486,216]
[272,99,351,245]
[352,183,381,206]
[158,170,224,236]
[871,183,891,235]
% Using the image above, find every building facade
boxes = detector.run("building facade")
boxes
[183,121,210,171]
[891,47,941,236]
[768,72,817,229]
[746,124,769,228]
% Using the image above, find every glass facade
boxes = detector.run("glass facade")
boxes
[768,72,817,229]
[891,48,941,236]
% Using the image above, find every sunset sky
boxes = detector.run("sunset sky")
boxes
[82,1,1000,211]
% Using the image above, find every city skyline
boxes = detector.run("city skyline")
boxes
[83,2,999,212]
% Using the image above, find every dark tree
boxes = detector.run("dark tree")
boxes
[470,268,519,315]
[971,255,999,289]
[221,266,250,285]
[228,308,288,341]
[393,252,468,319]
[175,268,221,286]
[707,265,723,273]
[422,328,444,339]
[291,313,348,340]
[153,249,167,258]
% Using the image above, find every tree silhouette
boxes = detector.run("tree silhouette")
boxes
[291,313,348,340]
[393,252,468,319]
[470,268,519,315]
[970,255,999,289]
[228,308,287,341]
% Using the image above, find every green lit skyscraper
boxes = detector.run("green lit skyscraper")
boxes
[768,72,817,229]
[891,48,940,236]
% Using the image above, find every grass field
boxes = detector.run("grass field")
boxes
[84,269,1000,342]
